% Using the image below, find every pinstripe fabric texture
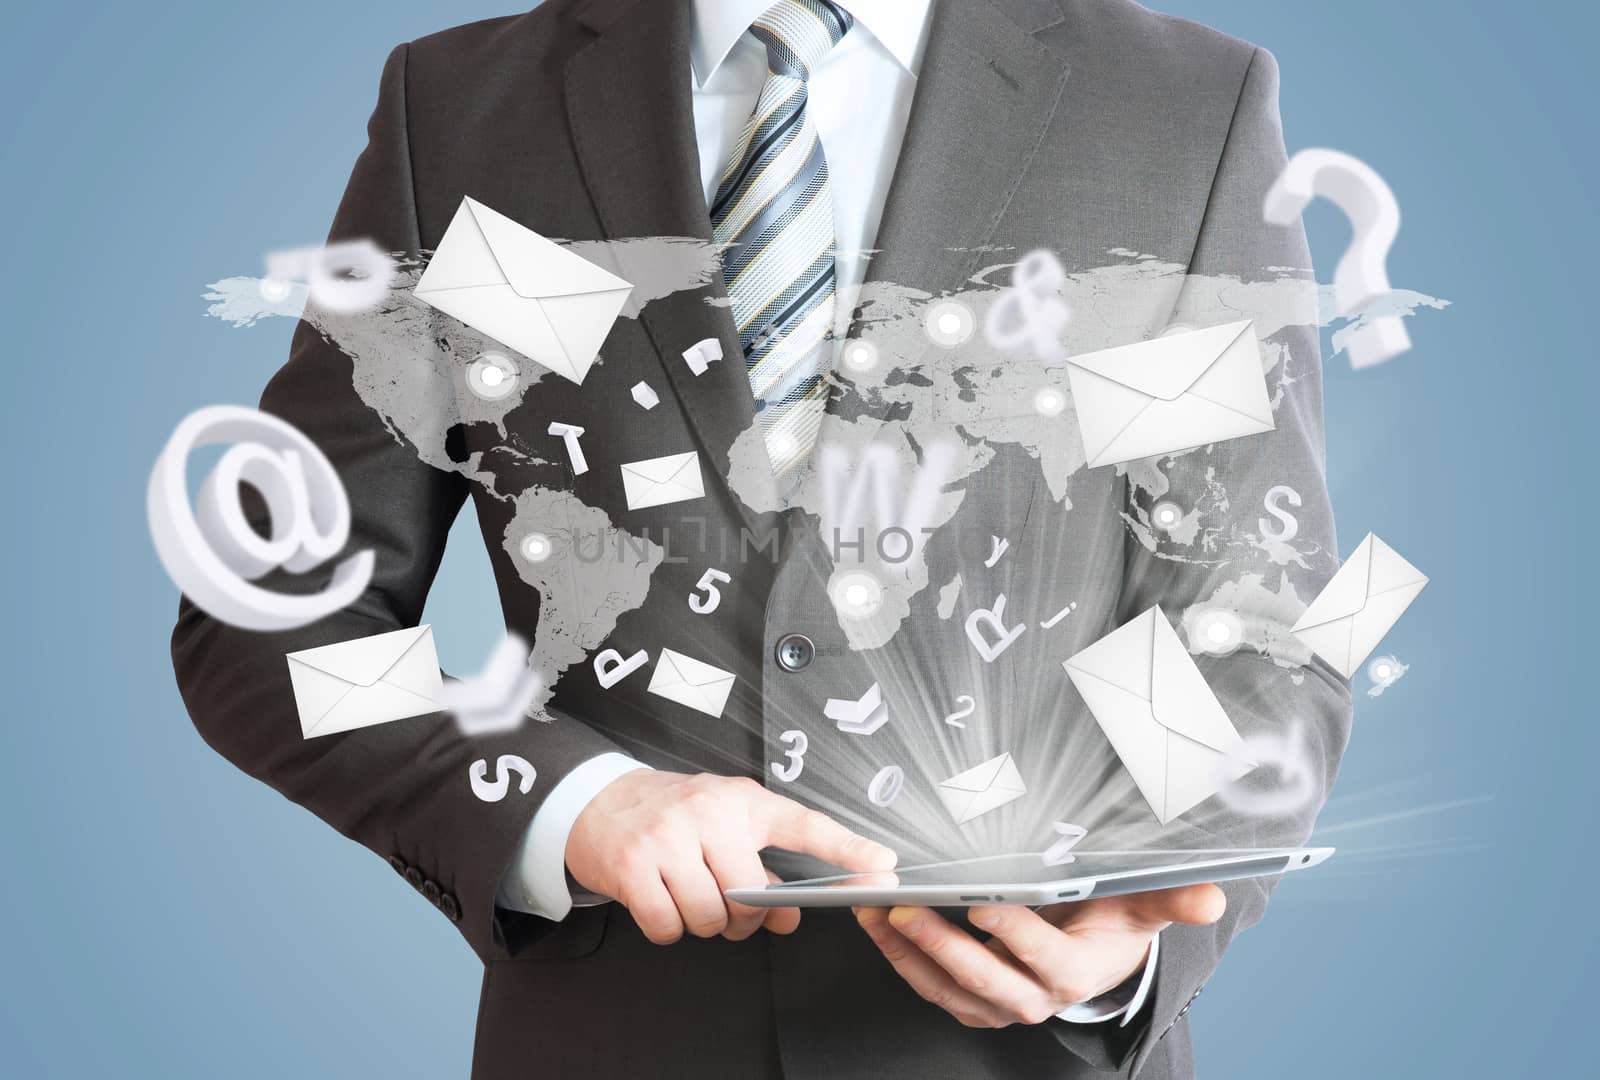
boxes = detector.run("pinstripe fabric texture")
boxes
[710,0,852,474]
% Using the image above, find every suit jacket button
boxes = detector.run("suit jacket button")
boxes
[775,634,815,672]
[440,893,462,922]
[422,880,442,904]
[404,867,425,890]
[387,855,407,876]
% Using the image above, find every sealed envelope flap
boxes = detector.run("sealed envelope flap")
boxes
[1148,612,1243,755]
[1366,536,1428,596]
[1063,607,1157,701]
[1066,321,1255,401]
[1295,533,1428,629]
[651,650,733,689]
[286,625,433,687]
[624,453,700,485]
[650,651,689,686]
[465,197,631,300]
[943,754,1007,793]
[1295,534,1376,626]
[680,665,733,690]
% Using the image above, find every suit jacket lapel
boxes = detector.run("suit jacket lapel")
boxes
[564,0,764,492]
[564,0,1070,497]
[819,0,1069,455]
[861,0,1069,298]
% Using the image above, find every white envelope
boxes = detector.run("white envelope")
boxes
[1062,607,1252,824]
[1292,533,1427,679]
[938,752,1028,825]
[620,451,705,510]
[286,625,443,738]
[646,648,736,718]
[413,197,633,385]
[1065,321,1275,468]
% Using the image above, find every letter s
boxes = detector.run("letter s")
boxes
[469,754,537,803]
[1258,485,1302,543]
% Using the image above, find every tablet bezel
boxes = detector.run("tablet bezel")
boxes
[723,847,1334,908]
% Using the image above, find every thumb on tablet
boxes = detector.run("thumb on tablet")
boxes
[1124,882,1227,928]
[760,870,803,935]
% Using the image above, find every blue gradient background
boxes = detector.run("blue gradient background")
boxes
[1,1,1589,1076]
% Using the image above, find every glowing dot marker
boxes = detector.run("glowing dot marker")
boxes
[924,300,976,347]
[467,353,518,401]
[259,278,292,303]
[1192,609,1243,656]
[844,341,878,372]
[829,570,884,619]
[1033,387,1066,416]
[519,533,552,562]
[1367,655,1402,686]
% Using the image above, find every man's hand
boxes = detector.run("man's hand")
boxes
[567,770,897,944]
[854,884,1225,1027]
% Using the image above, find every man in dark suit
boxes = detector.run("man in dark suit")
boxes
[173,1,1350,1075]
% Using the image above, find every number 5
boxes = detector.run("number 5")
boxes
[688,568,732,614]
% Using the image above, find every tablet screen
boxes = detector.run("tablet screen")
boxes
[768,849,1300,890]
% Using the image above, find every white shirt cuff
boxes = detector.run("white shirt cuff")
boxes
[1054,932,1160,1025]
[494,752,651,920]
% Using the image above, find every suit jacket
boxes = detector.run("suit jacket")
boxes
[171,0,1353,1076]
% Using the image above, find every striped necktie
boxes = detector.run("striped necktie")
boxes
[710,0,852,475]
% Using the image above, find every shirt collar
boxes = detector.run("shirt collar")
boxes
[690,0,932,87]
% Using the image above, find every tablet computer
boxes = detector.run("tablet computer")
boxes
[725,847,1333,908]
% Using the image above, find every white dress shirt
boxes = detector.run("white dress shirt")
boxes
[495,0,1156,1026]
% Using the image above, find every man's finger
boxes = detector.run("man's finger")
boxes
[884,906,1061,1026]
[855,908,1013,1028]
[967,905,1104,1003]
[618,871,685,945]
[760,871,802,935]
[659,858,731,939]
[700,834,772,942]
[1118,883,1227,928]
[751,790,897,872]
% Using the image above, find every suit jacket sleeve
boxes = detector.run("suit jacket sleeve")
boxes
[169,43,626,964]
[1049,46,1354,1075]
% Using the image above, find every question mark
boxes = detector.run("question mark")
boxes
[1263,149,1409,369]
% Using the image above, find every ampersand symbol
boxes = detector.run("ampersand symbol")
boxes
[983,249,1071,364]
